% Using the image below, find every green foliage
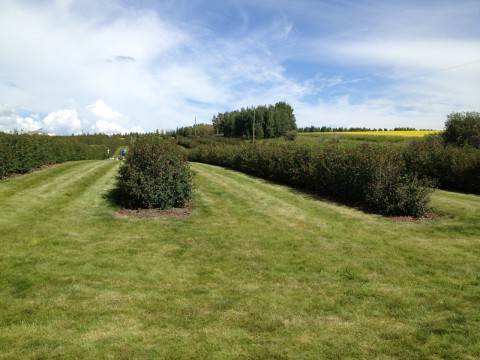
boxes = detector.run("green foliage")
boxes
[69,133,133,152]
[189,142,433,217]
[442,111,480,148]
[284,130,297,141]
[298,126,430,133]
[175,135,242,149]
[0,132,114,178]
[175,123,214,137]
[116,134,194,209]
[212,102,297,139]
[404,135,480,194]
[298,126,383,133]
[2,160,480,358]
[366,171,433,217]
[296,132,418,147]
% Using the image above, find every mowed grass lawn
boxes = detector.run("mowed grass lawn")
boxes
[0,160,479,359]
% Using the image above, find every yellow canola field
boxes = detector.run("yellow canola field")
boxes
[334,130,441,137]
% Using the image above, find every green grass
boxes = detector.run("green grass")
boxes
[295,132,423,147]
[1,161,479,359]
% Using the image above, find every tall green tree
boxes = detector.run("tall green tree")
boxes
[212,102,297,139]
[443,111,480,148]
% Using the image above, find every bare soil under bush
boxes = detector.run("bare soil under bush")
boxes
[115,202,192,219]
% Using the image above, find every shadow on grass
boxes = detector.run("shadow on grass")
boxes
[102,187,125,208]
[102,187,193,219]
[237,172,437,222]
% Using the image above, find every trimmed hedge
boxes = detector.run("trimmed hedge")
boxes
[0,132,109,178]
[116,135,194,209]
[189,142,433,217]
[404,136,480,194]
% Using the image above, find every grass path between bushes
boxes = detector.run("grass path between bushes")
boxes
[0,160,479,359]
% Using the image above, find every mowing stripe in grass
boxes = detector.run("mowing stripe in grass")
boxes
[192,162,367,231]
[0,161,113,206]
[0,160,479,359]
[0,161,118,228]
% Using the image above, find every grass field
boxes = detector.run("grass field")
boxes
[296,130,441,146]
[1,160,479,359]
[334,130,440,137]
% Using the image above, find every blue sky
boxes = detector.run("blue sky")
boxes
[1,0,479,134]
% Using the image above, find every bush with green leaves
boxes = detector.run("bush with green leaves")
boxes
[442,111,480,148]
[364,158,433,217]
[117,135,194,209]
[189,142,433,217]
[284,130,297,141]
[0,132,109,178]
[404,135,480,194]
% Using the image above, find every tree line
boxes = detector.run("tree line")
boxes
[297,126,421,133]
[173,124,215,138]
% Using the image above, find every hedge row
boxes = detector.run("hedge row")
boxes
[404,136,480,194]
[189,142,433,217]
[0,132,108,178]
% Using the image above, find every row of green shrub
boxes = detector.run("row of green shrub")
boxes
[188,142,433,217]
[175,135,243,149]
[69,133,133,149]
[0,132,110,178]
[401,111,480,194]
[404,136,480,194]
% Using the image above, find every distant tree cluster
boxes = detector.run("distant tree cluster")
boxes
[212,102,297,139]
[174,124,215,137]
[297,126,421,133]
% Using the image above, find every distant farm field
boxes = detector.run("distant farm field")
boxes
[336,130,440,137]
[295,130,442,146]
[299,130,441,138]
[1,160,479,359]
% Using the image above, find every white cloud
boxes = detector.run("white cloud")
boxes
[325,39,480,70]
[43,109,83,134]
[0,0,186,132]
[293,97,447,131]
[86,99,144,134]
[15,116,43,133]
[0,0,479,133]
[1,101,144,135]
[90,119,142,134]
[87,100,122,120]
[0,104,42,132]
[0,104,17,126]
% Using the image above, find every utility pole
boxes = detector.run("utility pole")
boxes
[194,116,197,137]
[252,108,255,142]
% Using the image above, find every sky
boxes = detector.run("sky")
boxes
[1,0,480,135]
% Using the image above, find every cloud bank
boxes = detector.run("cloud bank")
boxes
[1,0,479,134]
